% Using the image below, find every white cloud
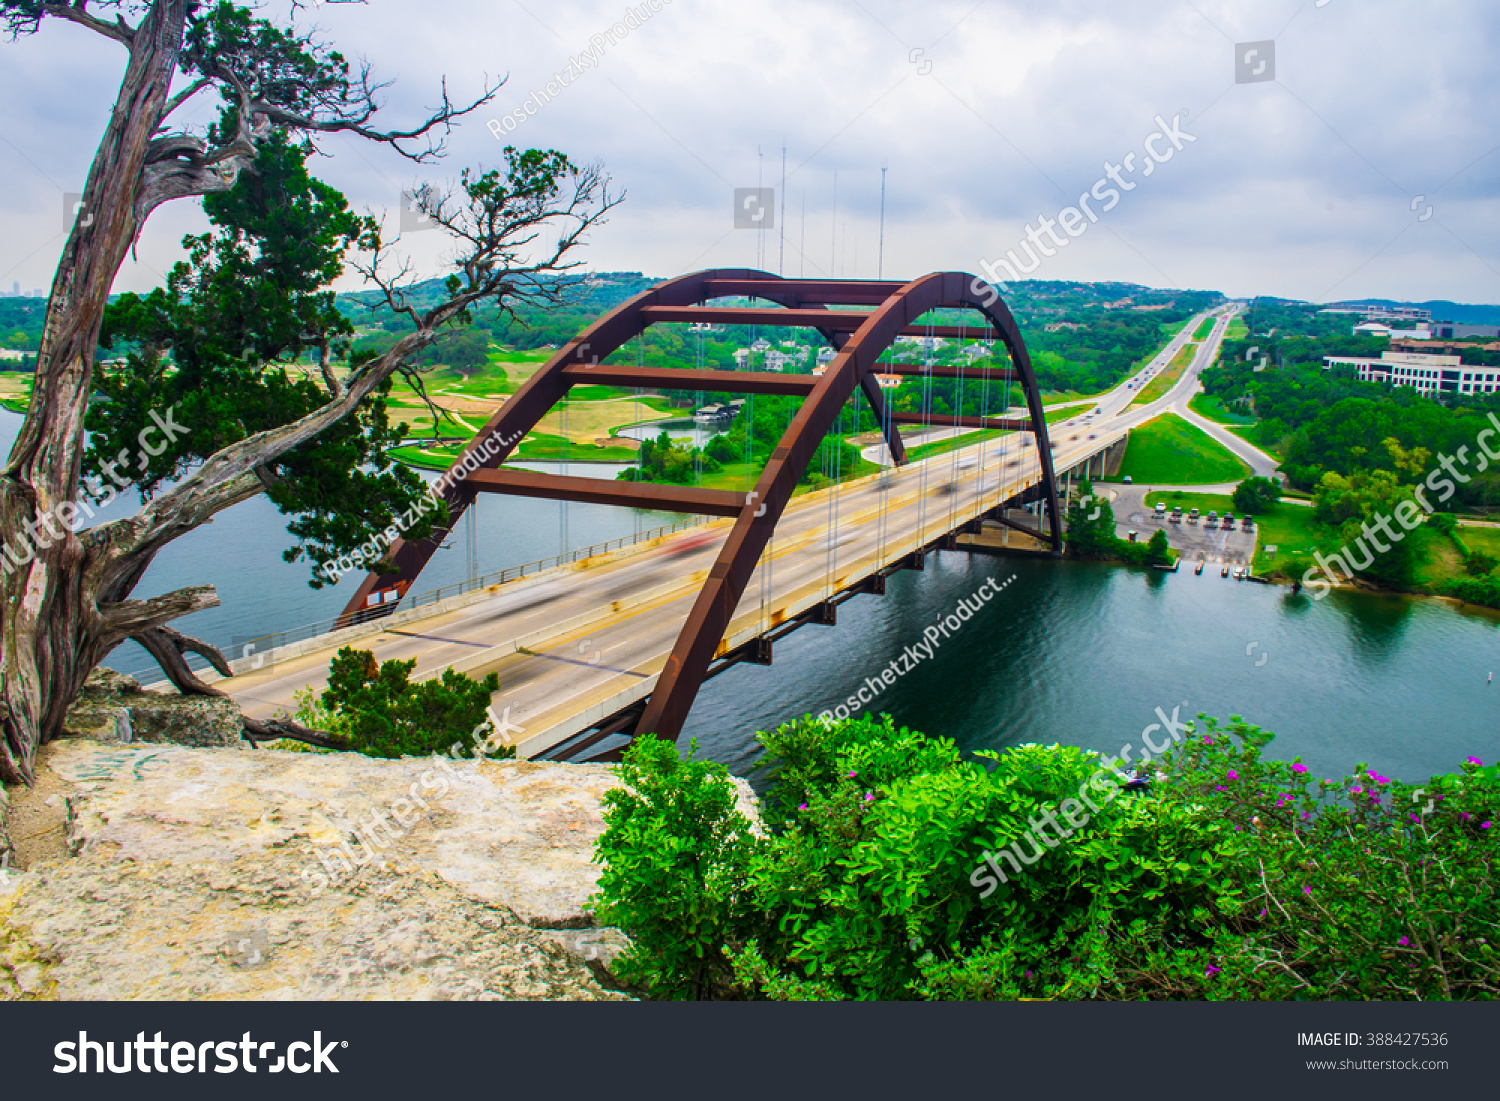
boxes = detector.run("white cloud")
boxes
[1,0,1497,304]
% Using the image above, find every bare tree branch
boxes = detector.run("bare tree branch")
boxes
[98,584,219,642]
[21,0,138,45]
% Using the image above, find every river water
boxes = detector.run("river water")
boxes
[4,410,1497,784]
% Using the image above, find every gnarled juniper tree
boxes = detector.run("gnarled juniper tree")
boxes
[0,0,618,782]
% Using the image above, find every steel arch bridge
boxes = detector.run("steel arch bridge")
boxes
[338,270,1062,752]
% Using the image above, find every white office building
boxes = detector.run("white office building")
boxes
[1323,350,1500,396]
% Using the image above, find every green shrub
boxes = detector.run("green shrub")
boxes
[318,647,505,759]
[593,714,1500,1000]
[1465,549,1497,577]
[1444,574,1500,609]
[590,736,758,998]
[1232,476,1281,514]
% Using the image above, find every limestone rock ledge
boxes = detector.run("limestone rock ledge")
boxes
[63,669,246,749]
[0,740,761,1000]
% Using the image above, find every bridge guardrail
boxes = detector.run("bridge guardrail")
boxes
[128,517,707,682]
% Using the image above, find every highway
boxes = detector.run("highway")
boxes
[225,303,1242,757]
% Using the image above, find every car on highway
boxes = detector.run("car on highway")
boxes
[666,531,718,557]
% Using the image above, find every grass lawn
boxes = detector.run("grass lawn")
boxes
[0,374,32,412]
[1042,390,1107,405]
[1415,534,1467,590]
[1207,417,1281,459]
[1142,489,1235,515]
[1131,343,1195,405]
[1457,526,1500,558]
[691,456,883,495]
[1111,413,1251,485]
[391,427,641,470]
[906,428,1007,464]
[1188,393,1256,425]
[1225,317,1249,341]
[1251,505,1328,576]
[1192,317,1215,341]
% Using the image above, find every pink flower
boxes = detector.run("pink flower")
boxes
[1226,770,1239,781]
[1461,812,1473,821]
[1206,964,1221,977]
[1466,757,1484,767]
[1351,786,1363,795]
[1369,772,1390,785]
[1213,785,1226,791]
[1398,936,1410,946]
[847,770,857,778]
[1290,763,1309,775]
[1484,821,1493,830]
[1258,907,1267,918]
[1303,886,1313,896]
[797,803,808,811]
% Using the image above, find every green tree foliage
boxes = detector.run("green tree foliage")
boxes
[1311,441,1431,589]
[1146,527,1170,564]
[419,328,492,376]
[618,429,720,485]
[1202,302,1500,503]
[1063,480,1162,565]
[318,646,505,759]
[1232,476,1281,514]
[89,133,443,586]
[1064,479,1117,556]
[593,715,1500,1000]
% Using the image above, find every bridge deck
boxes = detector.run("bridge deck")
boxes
[226,422,1117,756]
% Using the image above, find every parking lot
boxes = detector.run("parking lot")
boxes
[1102,485,1259,568]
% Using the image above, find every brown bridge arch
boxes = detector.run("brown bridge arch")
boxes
[338,269,1062,749]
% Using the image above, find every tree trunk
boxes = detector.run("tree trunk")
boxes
[0,0,189,785]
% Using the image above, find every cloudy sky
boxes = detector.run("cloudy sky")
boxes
[2,0,1497,305]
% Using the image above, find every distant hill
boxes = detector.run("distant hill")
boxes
[1325,298,1500,324]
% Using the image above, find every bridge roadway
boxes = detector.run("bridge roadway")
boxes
[226,304,1240,758]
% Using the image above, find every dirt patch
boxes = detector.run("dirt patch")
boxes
[4,758,71,871]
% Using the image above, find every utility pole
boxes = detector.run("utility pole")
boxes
[756,146,764,271]
[878,162,887,281]
[830,169,838,277]
[799,191,806,278]
[778,144,787,276]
